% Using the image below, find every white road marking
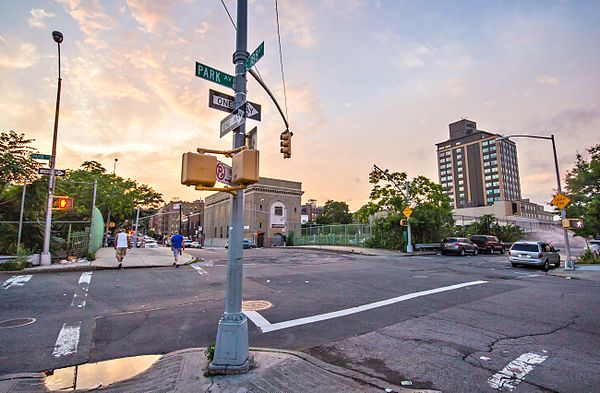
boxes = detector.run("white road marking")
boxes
[1,275,32,290]
[71,272,93,308]
[52,322,81,357]
[487,352,548,391]
[191,263,208,275]
[244,280,488,333]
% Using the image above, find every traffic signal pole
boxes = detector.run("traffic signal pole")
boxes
[405,181,413,253]
[210,0,250,373]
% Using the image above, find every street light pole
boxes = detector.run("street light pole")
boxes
[497,133,573,270]
[210,0,250,373]
[40,31,64,266]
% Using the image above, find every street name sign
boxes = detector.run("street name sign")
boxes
[208,89,262,121]
[195,62,234,89]
[220,105,247,138]
[403,207,413,218]
[39,168,65,176]
[551,193,570,210]
[32,153,52,160]
[216,160,232,185]
[245,41,264,70]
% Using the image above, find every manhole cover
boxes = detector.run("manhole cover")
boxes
[242,300,272,311]
[0,317,36,329]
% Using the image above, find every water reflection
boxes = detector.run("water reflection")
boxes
[44,354,160,390]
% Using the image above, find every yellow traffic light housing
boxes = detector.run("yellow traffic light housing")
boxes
[181,152,217,187]
[232,149,260,185]
[280,130,292,159]
[52,196,73,210]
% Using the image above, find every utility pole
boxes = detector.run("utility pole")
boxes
[405,181,413,253]
[134,207,141,245]
[551,135,573,270]
[210,0,250,373]
[88,180,97,255]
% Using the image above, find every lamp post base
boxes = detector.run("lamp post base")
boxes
[40,253,52,266]
[209,314,249,374]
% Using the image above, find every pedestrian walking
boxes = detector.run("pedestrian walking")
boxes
[170,231,185,267]
[114,228,131,269]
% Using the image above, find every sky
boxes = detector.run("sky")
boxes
[1,0,599,212]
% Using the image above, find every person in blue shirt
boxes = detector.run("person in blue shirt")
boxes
[170,232,185,267]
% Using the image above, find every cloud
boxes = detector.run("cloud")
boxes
[126,0,182,34]
[28,8,56,29]
[401,43,435,68]
[57,0,115,40]
[279,2,317,49]
[536,75,560,84]
[0,36,38,68]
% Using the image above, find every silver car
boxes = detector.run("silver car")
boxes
[509,241,560,270]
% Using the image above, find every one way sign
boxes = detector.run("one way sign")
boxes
[209,89,262,121]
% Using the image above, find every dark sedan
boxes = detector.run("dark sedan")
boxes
[440,237,479,256]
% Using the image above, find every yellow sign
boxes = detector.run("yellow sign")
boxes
[403,207,413,218]
[551,193,570,209]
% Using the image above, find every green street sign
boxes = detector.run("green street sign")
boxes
[245,41,264,70]
[32,153,52,160]
[195,62,234,89]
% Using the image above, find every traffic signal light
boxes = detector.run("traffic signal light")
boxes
[369,170,378,183]
[280,130,292,159]
[53,196,73,210]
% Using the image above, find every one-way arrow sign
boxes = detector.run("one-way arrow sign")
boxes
[208,89,262,121]
[39,167,66,176]
[220,106,247,138]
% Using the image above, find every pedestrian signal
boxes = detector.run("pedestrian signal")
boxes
[53,196,73,210]
[400,219,407,226]
[280,130,292,159]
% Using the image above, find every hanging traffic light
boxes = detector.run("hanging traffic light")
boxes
[280,130,292,159]
[53,196,73,210]
[369,170,378,183]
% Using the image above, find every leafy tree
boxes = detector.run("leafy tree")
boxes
[0,131,40,194]
[358,169,454,249]
[453,214,523,242]
[564,144,600,237]
[316,200,352,225]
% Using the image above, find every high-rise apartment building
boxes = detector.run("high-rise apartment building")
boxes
[436,119,522,209]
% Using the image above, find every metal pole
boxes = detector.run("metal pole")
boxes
[211,0,249,372]
[552,135,573,270]
[88,180,97,255]
[179,204,182,234]
[41,36,63,266]
[17,182,27,256]
[406,181,413,252]
[134,207,140,245]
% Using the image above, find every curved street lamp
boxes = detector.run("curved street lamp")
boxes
[41,31,64,266]
[495,133,573,270]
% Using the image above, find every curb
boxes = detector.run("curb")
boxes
[285,246,438,257]
[250,347,440,393]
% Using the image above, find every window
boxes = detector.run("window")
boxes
[483,155,489,160]
[458,167,463,173]
[274,206,283,216]
[457,160,463,166]
[459,186,464,191]
[294,207,297,213]
[458,173,463,179]
[458,180,464,185]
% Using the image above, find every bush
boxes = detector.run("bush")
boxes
[577,248,600,264]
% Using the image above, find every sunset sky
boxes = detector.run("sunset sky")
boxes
[1,0,599,211]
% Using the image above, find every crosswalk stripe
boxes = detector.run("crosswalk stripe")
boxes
[52,322,81,357]
[1,275,32,290]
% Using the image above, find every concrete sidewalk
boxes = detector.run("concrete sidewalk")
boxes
[11,247,196,274]
[0,348,435,393]
[549,264,600,282]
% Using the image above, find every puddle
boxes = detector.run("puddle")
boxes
[44,354,160,390]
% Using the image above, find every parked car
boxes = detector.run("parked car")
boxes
[225,239,254,249]
[509,241,560,269]
[586,240,600,255]
[470,235,504,254]
[190,241,202,249]
[184,239,193,249]
[106,236,115,247]
[440,237,479,256]
[145,240,159,249]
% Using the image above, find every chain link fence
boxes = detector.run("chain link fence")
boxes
[296,224,372,247]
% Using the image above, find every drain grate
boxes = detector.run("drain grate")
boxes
[0,317,36,329]
[242,300,272,311]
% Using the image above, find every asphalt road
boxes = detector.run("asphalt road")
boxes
[1,247,599,392]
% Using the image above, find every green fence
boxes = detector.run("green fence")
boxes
[297,224,372,247]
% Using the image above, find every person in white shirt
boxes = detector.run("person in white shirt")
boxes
[114,228,131,269]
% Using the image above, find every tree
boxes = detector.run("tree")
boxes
[564,144,600,237]
[359,169,454,249]
[0,131,39,194]
[316,200,352,225]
